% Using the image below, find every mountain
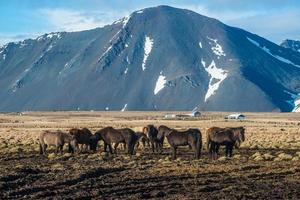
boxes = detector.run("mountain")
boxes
[1,5,300,112]
[281,39,300,53]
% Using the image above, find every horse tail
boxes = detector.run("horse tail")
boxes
[39,142,43,154]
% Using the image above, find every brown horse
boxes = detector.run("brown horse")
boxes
[135,131,150,149]
[206,126,245,159]
[143,125,160,152]
[90,127,138,155]
[39,130,76,155]
[160,128,202,160]
[69,128,93,152]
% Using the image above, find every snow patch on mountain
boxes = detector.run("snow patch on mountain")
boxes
[0,45,7,60]
[18,41,28,48]
[59,54,80,75]
[154,71,166,95]
[11,40,59,91]
[201,59,206,68]
[202,59,228,101]
[122,15,131,28]
[46,44,54,52]
[121,104,127,111]
[207,36,226,58]
[293,98,300,112]
[247,37,300,69]
[199,42,202,48]
[12,69,30,92]
[280,39,300,53]
[37,33,61,41]
[142,36,154,71]
[97,29,122,62]
[284,90,300,112]
[124,68,128,74]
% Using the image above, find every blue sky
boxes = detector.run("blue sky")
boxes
[1,0,300,45]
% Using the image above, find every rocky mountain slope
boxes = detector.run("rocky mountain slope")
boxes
[1,6,300,112]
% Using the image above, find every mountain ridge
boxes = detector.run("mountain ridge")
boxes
[0,5,300,112]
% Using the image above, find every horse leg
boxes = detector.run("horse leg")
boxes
[127,141,134,155]
[151,141,155,153]
[68,143,72,153]
[79,144,83,153]
[159,142,163,154]
[83,144,87,152]
[172,146,177,160]
[216,145,220,155]
[43,144,47,155]
[190,141,200,159]
[39,143,43,155]
[213,144,217,160]
[209,143,214,159]
[114,143,119,154]
[60,145,64,154]
[108,144,113,154]
[229,144,233,157]
[212,143,218,160]
[155,141,162,153]
[42,144,47,155]
[225,145,229,157]
[104,143,107,152]
[56,145,60,154]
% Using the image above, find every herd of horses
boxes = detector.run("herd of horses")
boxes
[39,125,245,160]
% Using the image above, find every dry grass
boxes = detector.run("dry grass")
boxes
[0,111,300,199]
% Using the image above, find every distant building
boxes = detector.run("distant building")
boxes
[225,113,246,120]
[188,111,201,117]
[164,114,177,119]
[164,111,201,119]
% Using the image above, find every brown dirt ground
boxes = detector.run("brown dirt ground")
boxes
[0,111,300,199]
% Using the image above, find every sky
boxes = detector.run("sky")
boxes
[0,0,300,45]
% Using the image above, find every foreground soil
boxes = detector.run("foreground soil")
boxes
[0,111,300,199]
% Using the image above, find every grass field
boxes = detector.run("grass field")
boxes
[0,111,300,199]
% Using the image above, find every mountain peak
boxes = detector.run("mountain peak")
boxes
[1,6,300,112]
[280,39,300,53]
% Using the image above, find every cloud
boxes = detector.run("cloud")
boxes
[227,9,300,43]
[178,4,263,21]
[0,8,130,45]
[175,3,300,43]
[39,8,128,32]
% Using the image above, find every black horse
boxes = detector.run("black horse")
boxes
[143,125,160,153]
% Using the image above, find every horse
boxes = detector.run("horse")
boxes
[143,125,160,153]
[206,126,245,159]
[90,127,138,155]
[159,128,202,160]
[157,125,173,150]
[69,128,93,152]
[135,131,150,149]
[39,130,76,155]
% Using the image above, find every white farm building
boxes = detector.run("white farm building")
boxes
[225,113,246,120]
